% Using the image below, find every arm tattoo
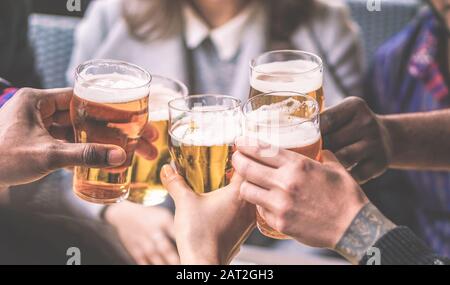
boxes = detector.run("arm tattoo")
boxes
[334,203,395,264]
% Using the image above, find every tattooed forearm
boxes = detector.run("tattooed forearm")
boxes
[334,203,395,264]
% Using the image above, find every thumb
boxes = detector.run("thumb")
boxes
[160,164,195,203]
[230,172,244,185]
[49,142,126,169]
[321,150,342,167]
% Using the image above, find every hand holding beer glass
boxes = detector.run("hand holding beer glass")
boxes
[168,95,241,194]
[71,60,151,204]
[128,75,188,206]
[242,92,322,239]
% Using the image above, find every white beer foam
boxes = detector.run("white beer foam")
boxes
[250,60,322,93]
[245,99,320,149]
[148,84,184,121]
[171,109,241,146]
[74,73,149,103]
[246,120,320,149]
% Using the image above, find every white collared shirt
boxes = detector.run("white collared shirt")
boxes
[182,2,262,61]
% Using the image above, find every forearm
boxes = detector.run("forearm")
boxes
[358,226,449,265]
[381,110,450,170]
[334,202,450,265]
[334,203,395,264]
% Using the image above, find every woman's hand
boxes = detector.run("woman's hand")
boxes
[105,201,179,265]
[160,165,256,265]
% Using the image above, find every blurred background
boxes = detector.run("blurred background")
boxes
[28,0,421,89]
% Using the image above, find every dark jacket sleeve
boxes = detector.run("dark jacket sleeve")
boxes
[359,226,450,265]
[0,0,41,88]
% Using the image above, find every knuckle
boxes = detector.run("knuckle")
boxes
[293,159,314,173]
[15,87,35,98]
[82,145,103,165]
[284,181,298,193]
[159,241,173,253]
[240,181,250,194]
[43,143,63,169]
[349,96,366,108]
[275,217,290,233]
[233,155,249,176]
[278,201,293,219]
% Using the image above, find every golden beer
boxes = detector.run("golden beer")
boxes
[168,95,241,194]
[128,77,188,206]
[243,92,321,239]
[249,50,324,111]
[71,60,151,204]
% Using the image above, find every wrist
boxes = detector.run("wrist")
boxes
[334,203,395,264]
[379,115,404,168]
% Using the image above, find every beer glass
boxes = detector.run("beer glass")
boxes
[71,60,151,204]
[243,91,322,239]
[168,95,241,194]
[249,50,324,111]
[128,75,188,206]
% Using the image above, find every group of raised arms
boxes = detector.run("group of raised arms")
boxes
[0,87,449,265]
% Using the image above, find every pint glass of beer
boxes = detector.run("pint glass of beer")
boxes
[168,95,241,194]
[243,92,322,239]
[128,75,188,206]
[249,50,324,111]
[71,60,151,204]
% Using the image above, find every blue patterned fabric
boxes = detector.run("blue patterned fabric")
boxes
[347,0,420,63]
[366,9,450,257]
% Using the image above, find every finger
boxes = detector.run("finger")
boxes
[130,250,148,266]
[232,151,277,189]
[78,99,139,123]
[43,117,53,129]
[239,180,276,212]
[142,242,165,265]
[153,233,180,265]
[235,136,291,168]
[351,158,384,184]
[320,97,360,135]
[141,123,159,143]
[48,142,126,169]
[136,138,158,160]
[160,164,195,202]
[37,88,73,118]
[52,111,72,127]
[76,122,126,146]
[321,150,341,166]
[257,207,279,233]
[334,140,370,169]
[229,172,244,185]
[49,125,74,142]
[322,120,363,152]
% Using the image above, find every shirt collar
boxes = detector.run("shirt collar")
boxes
[183,2,260,61]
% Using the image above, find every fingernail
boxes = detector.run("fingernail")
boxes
[107,149,126,166]
[161,165,175,180]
